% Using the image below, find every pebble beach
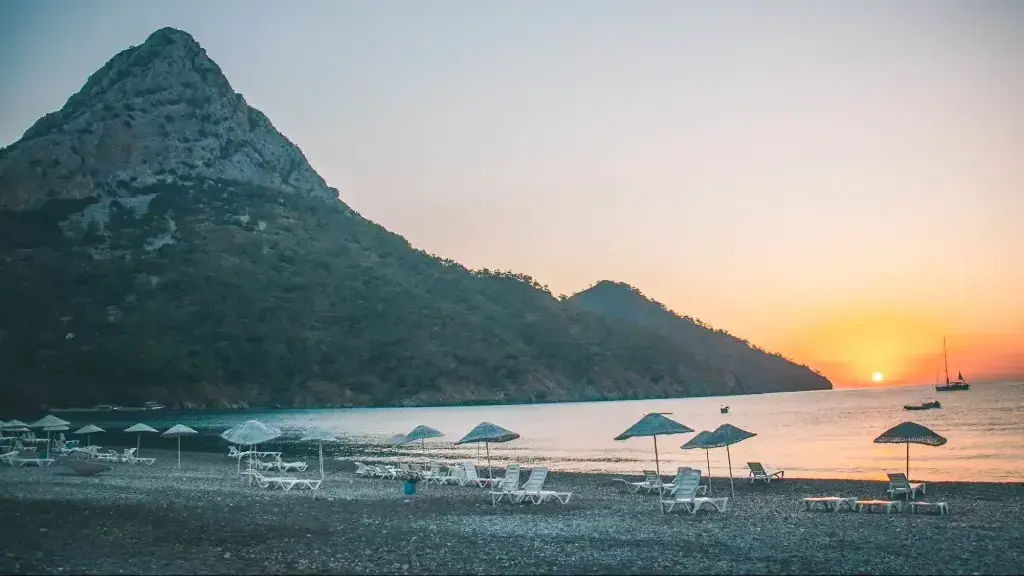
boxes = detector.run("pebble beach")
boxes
[0,447,1021,575]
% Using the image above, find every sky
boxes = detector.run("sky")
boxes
[1,0,1022,388]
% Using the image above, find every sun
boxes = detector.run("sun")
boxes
[871,371,884,383]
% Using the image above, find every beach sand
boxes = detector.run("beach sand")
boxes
[0,447,1020,575]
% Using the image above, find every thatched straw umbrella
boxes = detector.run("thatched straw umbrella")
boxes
[874,421,947,481]
[704,423,757,500]
[124,423,159,455]
[73,424,104,447]
[162,424,199,470]
[32,415,71,459]
[221,420,282,475]
[301,428,337,480]
[614,413,693,480]
[680,430,719,492]
[455,422,519,479]
[403,425,443,449]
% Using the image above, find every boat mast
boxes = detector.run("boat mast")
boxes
[943,337,950,385]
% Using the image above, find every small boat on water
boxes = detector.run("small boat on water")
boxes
[720,406,729,414]
[904,401,941,411]
[143,401,165,411]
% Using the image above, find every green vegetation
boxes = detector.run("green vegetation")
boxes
[0,179,756,411]
[568,281,832,394]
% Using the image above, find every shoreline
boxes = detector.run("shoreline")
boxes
[1,447,1022,574]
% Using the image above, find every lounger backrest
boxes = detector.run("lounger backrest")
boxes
[463,463,480,480]
[748,462,767,476]
[520,467,548,494]
[499,464,521,492]
[671,467,699,488]
[888,473,910,488]
[399,462,411,472]
[643,470,661,486]
[410,463,423,473]
[674,470,702,498]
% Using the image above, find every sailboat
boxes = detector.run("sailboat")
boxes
[935,337,970,392]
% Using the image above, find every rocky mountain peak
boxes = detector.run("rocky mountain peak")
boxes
[0,27,339,211]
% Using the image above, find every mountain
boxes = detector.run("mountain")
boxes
[0,28,830,412]
[568,281,832,394]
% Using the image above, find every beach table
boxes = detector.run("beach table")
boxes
[856,500,902,514]
[802,497,858,512]
[908,501,949,515]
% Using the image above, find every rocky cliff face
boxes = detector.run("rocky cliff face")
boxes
[0,27,336,213]
[0,28,830,412]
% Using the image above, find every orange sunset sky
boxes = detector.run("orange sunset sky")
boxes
[2,1,1022,388]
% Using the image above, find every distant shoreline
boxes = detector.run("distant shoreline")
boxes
[39,386,839,415]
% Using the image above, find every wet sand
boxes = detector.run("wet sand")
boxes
[0,448,1020,575]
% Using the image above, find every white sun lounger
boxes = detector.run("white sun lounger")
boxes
[93,450,121,463]
[262,471,320,491]
[490,464,522,505]
[243,469,305,491]
[1,450,21,466]
[459,462,500,488]
[662,470,728,514]
[665,467,708,496]
[511,467,573,504]
[748,462,784,484]
[614,470,665,494]
[422,463,456,485]
[255,455,307,473]
[122,448,155,465]
[16,455,56,468]
[353,461,377,477]
[886,472,925,500]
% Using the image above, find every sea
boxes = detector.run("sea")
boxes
[35,381,1024,482]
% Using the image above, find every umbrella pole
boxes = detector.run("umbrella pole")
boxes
[486,442,492,479]
[46,431,51,460]
[906,443,910,481]
[727,443,735,500]
[177,436,182,470]
[653,435,661,478]
[706,449,712,495]
[137,434,141,453]
[319,441,324,480]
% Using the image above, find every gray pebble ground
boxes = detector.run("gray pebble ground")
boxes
[0,448,1020,575]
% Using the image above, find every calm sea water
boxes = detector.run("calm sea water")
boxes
[47,381,1024,482]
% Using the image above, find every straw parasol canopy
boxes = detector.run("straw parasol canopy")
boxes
[33,415,72,459]
[680,430,720,493]
[162,424,199,470]
[44,425,69,432]
[124,423,159,454]
[32,415,71,429]
[873,421,947,481]
[2,419,30,430]
[387,433,408,445]
[615,413,694,480]
[455,422,520,478]
[705,423,757,499]
[221,420,282,473]
[301,428,338,479]
[403,425,443,447]
[73,424,104,446]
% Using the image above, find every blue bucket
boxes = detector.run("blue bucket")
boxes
[403,480,417,496]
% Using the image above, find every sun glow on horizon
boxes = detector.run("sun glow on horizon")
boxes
[871,372,884,383]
